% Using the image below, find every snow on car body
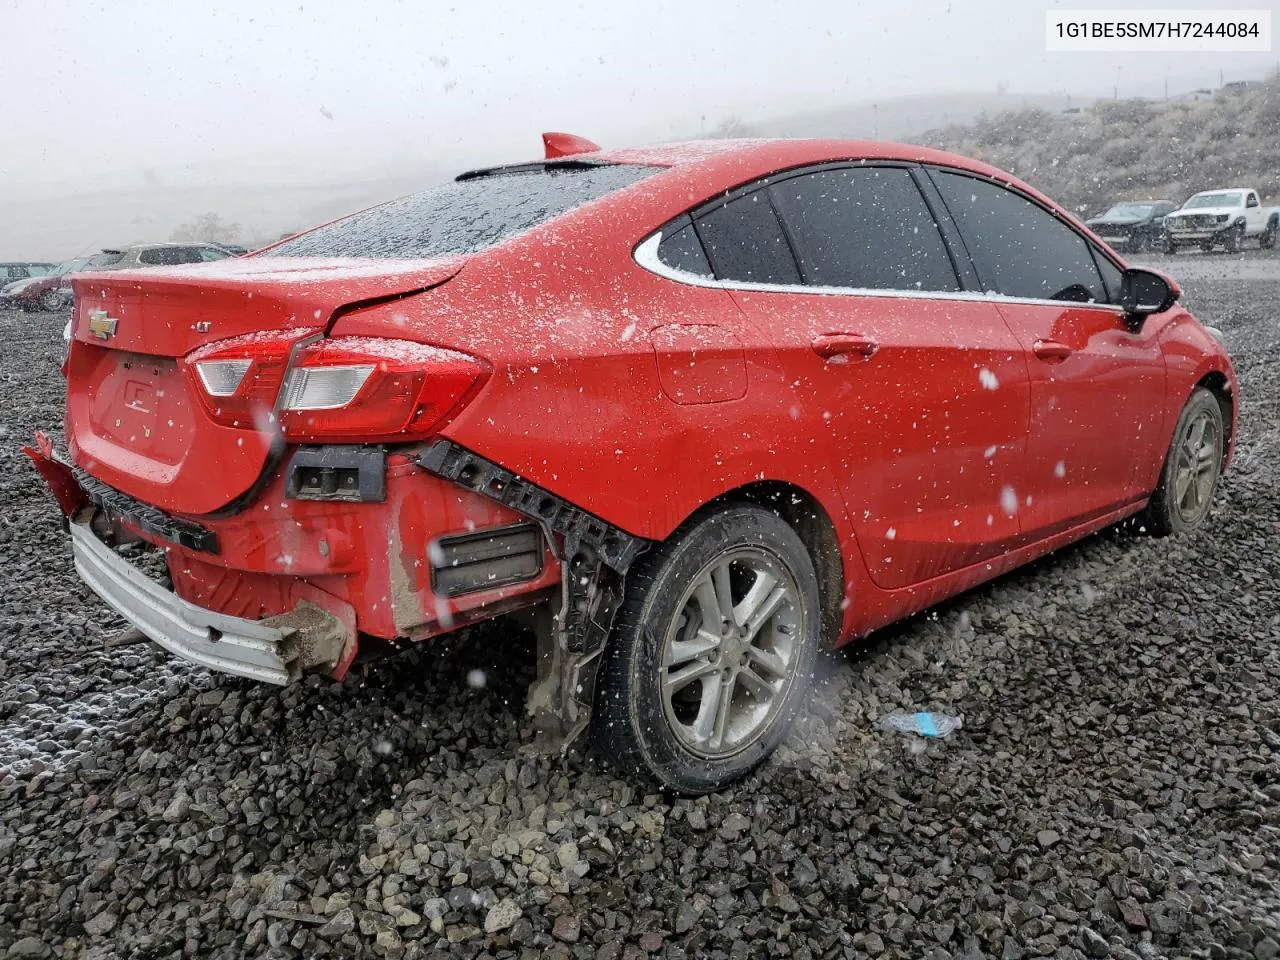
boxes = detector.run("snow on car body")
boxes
[27,136,1238,792]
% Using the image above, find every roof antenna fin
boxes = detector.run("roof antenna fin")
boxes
[542,132,601,159]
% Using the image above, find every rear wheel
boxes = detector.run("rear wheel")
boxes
[39,290,63,312]
[1141,388,1225,537]
[591,505,820,795]
[1261,218,1278,250]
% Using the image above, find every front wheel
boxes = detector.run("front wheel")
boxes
[591,505,821,795]
[39,290,64,312]
[1162,236,1178,255]
[1224,224,1244,254]
[1141,388,1225,537]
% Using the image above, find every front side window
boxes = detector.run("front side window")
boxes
[693,190,800,285]
[932,171,1105,304]
[267,163,659,259]
[769,167,959,292]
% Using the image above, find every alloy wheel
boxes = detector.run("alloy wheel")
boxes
[1173,409,1221,524]
[659,547,802,759]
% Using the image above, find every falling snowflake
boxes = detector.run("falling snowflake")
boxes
[978,368,999,391]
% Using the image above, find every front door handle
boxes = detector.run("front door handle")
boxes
[811,332,879,360]
[1032,339,1073,363]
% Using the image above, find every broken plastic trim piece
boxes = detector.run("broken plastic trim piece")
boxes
[416,440,647,573]
[71,465,219,553]
[415,439,650,752]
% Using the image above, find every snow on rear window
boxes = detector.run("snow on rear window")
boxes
[266,163,661,260]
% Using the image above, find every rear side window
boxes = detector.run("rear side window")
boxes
[199,247,232,262]
[770,167,959,292]
[656,222,713,278]
[694,191,800,285]
[267,163,660,259]
[933,171,1105,304]
[85,253,123,269]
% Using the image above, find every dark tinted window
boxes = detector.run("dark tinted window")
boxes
[694,190,800,285]
[933,171,1105,303]
[268,164,659,259]
[657,224,713,278]
[770,167,958,291]
[140,246,203,265]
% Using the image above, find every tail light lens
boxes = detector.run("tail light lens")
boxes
[184,334,488,443]
[278,338,489,442]
[184,331,312,431]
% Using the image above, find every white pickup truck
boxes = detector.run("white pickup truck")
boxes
[1162,187,1280,253]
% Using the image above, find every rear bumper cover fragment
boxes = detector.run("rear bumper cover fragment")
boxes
[70,514,290,684]
[71,466,219,552]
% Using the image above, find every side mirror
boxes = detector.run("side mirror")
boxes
[1120,267,1177,326]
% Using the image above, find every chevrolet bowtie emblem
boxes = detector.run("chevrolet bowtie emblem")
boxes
[87,310,118,340]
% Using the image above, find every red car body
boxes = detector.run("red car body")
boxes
[29,137,1236,776]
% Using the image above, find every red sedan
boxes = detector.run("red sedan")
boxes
[28,135,1236,793]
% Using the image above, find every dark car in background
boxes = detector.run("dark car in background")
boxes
[1086,200,1178,253]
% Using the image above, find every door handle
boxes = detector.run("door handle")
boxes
[1032,339,1073,363]
[811,332,879,360]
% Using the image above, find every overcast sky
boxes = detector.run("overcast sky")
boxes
[1,0,1276,255]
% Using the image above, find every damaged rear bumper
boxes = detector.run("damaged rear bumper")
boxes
[70,514,299,684]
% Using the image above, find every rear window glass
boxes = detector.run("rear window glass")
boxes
[267,163,660,259]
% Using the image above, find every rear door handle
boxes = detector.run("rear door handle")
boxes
[1032,339,1073,363]
[811,332,879,360]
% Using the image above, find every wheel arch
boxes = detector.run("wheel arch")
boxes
[693,480,846,648]
[1196,370,1235,464]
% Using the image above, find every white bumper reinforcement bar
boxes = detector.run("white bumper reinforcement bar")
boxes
[70,516,291,685]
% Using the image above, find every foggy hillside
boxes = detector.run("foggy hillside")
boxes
[919,74,1280,216]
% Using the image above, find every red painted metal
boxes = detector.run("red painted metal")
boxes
[542,132,601,158]
[44,139,1237,657]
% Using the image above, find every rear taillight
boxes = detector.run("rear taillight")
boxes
[277,337,489,442]
[184,334,488,442]
[184,331,310,431]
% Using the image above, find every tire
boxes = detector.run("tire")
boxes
[1200,240,1215,253]
[1262,219,1278,250]
[1162,236,1178,255]
[1141,388,1225,537]
[39,290,63,312]
[591,504,821,795]
[1224,224,1243,254]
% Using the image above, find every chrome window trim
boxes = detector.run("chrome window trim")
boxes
[633,231,1126,315]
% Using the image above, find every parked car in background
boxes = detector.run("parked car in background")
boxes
[90,243,236,270]
[1085,199,1178,252]
[28,137,1236,793]
[0,262,54,285]
[1,257,93,311]
[208,242,250,256]
[1163,188,1280,253]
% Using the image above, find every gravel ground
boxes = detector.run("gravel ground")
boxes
[0,252,1277,960]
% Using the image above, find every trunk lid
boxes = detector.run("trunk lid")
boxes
[66,257,465,517]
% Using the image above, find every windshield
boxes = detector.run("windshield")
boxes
[1183,192,1244,209]
[1103,203,1157,218]
[266,164,660,259]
